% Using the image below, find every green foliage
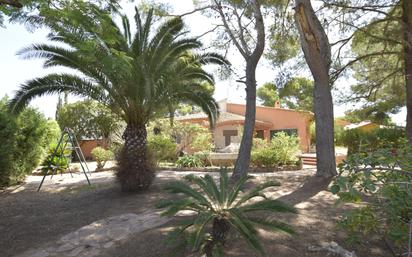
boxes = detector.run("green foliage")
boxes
[331,146,412,248]
[8,4,228,191]
[0,97,50,186]
[157,170,296,257]
[91,146,114,170]
[40,142,71,174]
[257,82,279,107]
[193,150,212,167]
[147,134,177,163]
[341,5,404,120]
[191,131,213,152]
[337,206,379,245]
[148,120,212,153]
[176,155,203,168]
[56,99,122,141]
[279,77,314,111]
[0,0,120,28]
[251,132,300,167]
[342,127,406,155]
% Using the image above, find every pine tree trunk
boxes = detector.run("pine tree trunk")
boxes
[117,123,154,192]
[230,0,265,181]
[403,0,412,143]
[232,61,257,180]
[295,0,337,177]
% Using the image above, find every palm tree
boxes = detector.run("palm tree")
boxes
[9,5,228,192]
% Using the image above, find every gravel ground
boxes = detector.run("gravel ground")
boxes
[1,168,393,257]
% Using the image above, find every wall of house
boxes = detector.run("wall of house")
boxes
[358,123,380,132]
[79,139,108,160]
[213,124,243,149]
[227,103,312,152]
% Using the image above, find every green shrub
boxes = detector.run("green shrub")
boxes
[191,131,213,152]
[176,154,202,168]
[0,97,50,186]
[334,123,345,146]
[91,147,114,170]
[193,150,212,166]
[251,132,300,167]
[311,120,345,146]
[157,169,296,257]
[40,142,71,174]
[342,127,406,155]
[147,134,177,163]
[331,146,412,250]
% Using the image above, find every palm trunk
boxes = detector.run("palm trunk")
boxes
[232,61,257,180]
[117,123,154,192]
[403,0,412,143]
[295,0,337,177]
[204,218,230,257]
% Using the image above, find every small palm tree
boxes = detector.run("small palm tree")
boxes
[8,4,228,191]
[157,170,297,257]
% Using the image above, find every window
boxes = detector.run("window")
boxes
[270,129,298,139]
[223,130,238,146]
[255,130,264,139]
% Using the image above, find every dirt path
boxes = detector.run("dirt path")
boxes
[1,169,391,257]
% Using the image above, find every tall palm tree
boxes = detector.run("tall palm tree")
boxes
[9,5,228,192]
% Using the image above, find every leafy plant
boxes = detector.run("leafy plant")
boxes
[147,134,177,164]
[176,155,203,168]
[0,97,51,186]
[331,146,412,251]
[91,147,114,170]
[191,132,213,152]
[157,170,296,257]
[194,150,212,167]
[342,127,406,155]
[40,142,71,175]
[8,4,227,192]
[251,132,300,167]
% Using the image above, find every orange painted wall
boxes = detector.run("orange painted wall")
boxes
[79,139,108,160]
[226,103,313,152]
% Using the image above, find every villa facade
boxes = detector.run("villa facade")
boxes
[176,100,313,152]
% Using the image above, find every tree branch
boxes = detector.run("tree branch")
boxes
[213,0,247,58]
[0,0,23,8]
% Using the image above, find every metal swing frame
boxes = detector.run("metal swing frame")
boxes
[37,128,91,191]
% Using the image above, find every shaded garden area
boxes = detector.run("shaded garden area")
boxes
[0,169,392,257]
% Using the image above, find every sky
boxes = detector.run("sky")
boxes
[0,0,406,125]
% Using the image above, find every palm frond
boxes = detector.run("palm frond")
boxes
[9,74,106,114]
[239,199,298,214]
[248,217,296,235]
[235,181,281,207]
[163,181,212,207]
[228,209,265,257]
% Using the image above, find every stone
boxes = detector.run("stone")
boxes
[107,227,129,241]
[83,231,109,243]
[103,241,114,249]
[67,246,84,257]
[24,250,50,257]
[56,243,76,253]
[59,232,78,243]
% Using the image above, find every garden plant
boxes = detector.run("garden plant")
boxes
[8,4,228,191]
[331,146,412,254]
[157,170,297,257]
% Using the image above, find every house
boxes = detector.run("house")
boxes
[343,120,381,132]
[78,139,108,160]
[176,100,313,152]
